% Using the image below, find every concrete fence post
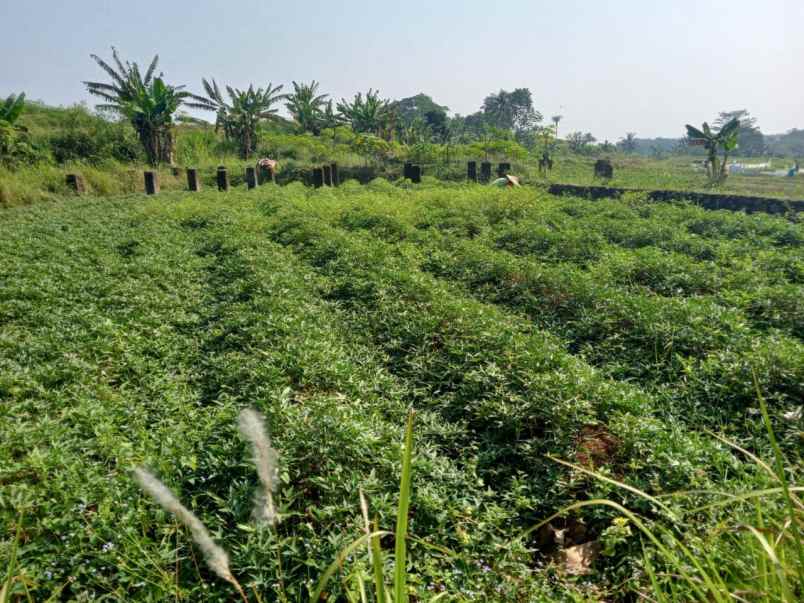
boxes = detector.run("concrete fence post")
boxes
[480,162,492,183]
[144,171,159,195]
[217,166,229,192]
[312,167,324,188]
[187,168,201,191]
[65,174,86,194]
[467,161,477,182]
[245,166,257,189]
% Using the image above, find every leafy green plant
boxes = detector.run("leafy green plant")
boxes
[84,48,193,164]
[0,93,26,127]
[686,117,740,183]
[337,89,391,138]
[0,92,43,166]
[285,81,331,135]
[187,79,286,159]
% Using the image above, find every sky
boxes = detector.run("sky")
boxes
[1,0,802,141]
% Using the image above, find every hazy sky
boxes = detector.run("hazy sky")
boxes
[2,0,802,140]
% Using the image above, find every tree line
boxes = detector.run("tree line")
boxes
[2,48,790,170]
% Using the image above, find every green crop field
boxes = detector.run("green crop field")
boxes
[1,182,802,601]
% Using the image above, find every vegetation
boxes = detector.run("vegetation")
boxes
[337,89,391,137]
[84,49,193,165]
[0,92,39,166]
[285,80,334,135]
[685,117,741,183]
[1,183,801,601]
[187,79,286,159]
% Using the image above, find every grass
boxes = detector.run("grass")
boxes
[523,154,804,200]
[0,183,801,601]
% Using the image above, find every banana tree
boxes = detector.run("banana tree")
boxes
[119,78,188,166]
[0,92,31,164]
[685,117,740,183]
[85,48,191,165]
[187,80,286,159]
[285,81,329,135]
[0,93,26,127]
[337,89,390,137]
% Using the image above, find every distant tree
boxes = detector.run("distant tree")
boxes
[482,88,542,134]
[566,131,596,153]
[459,111,489,139]
[84,48,190,165]
[398,116,431,145]
[551,114,563,137]
[618,132,638,153]
[600,139,615,152]
[715,110,765,156]
[320,100,342,131]
[391,93,449,129]
[187,79,285,158]
[424,109,449,142]
[337,89,390,136]
[685,117,740,182]
[537,127,558,175]
[285,81,329,135]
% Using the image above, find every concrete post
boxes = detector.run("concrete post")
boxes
[467,161,477,182]
[187,168,201,191]
[144,171,159,195]
[312,167,324,188]
[480,162,492,183]
[217,166,229,192]
[65,174,86,194]
[245,166,257,189]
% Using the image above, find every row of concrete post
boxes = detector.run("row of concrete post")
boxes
[467,161,511,182]
[65,163,279,196]
[311,163,340,188]
[64,160,530,195]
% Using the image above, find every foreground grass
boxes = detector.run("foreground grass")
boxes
[1,184,801,601]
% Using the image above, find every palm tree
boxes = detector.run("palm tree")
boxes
[551,115,563,137]
[618,132,638,154]
[187,79,285,158]
[285,81,329,135]
[337,89,390,136]
[482,90,515,130]
[686,118,740,183]
[84,48,191,164]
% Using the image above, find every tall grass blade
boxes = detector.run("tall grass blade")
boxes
[360,490,386,603]
[545,455,678,520]
[394,410,415,603]
[753,373,804,589]
[2,513,22,603]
